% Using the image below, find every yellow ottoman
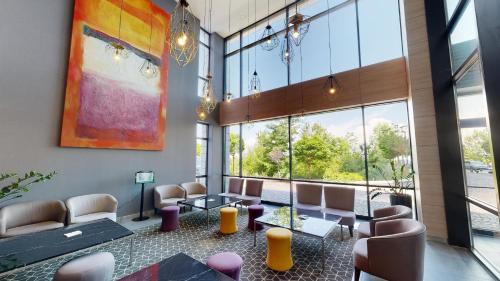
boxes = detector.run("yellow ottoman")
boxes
[220,207,238,234]
[266,227,293,271]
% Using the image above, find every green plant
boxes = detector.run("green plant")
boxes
[369,160,414,200]
[0,171,56,204]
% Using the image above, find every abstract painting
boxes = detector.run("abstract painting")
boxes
[61,0,169,150]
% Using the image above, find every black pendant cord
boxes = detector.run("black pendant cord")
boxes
[227,0,231,93]
[254,0,257,73]
[202,0,207,78]
[326,0,333,75]
[207,0,212,75]
[148,0,153,54]
[267,0,270,26]
[299,43,304,115]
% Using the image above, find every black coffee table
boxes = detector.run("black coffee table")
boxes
[118,252,234,281]
[178,195,241,229]
[0,218,134,275]
[254,207,340,272]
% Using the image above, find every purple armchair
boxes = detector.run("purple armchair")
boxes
[219,178,244,198]
[358,205,412,239]
[237,179,263,207]
[295,183,322,211]
[353,219,426,281]
[323,184,355,239]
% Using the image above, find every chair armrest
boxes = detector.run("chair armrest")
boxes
[154,188,163,208]
[108,195,118,213]
[373,206,397,219]
[0,209,6,235]
[56,201,68,224]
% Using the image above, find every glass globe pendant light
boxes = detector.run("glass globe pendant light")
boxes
[280,32,294,65]
[170,0,198,67]
[248,0,261,99]
[199,0,217,114]
[196,104,208,121]
[323,0,341,99]
[287,3,310,46]
[140,1,159,79]
[260,0,279,51]
[105,0,130,62]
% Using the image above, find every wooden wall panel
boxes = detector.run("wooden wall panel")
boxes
[219,57,408,126]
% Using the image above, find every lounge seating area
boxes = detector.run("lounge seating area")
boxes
[1,0,499,280]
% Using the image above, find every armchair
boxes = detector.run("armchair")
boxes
[180,182,207,199]
[358,205,412,239]
[154,185,186,210]
[66,194,118,224]
[295,183,322,211]
[323,184,356,239]
[219,178,244,198]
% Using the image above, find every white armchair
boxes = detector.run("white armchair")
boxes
[0,200,66,238]
[154,185,186,210]
[180,182,207,199]
[66,194,118,225]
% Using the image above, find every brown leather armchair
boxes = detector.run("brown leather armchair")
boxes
[358,205,412,239]
[353,218,426,281]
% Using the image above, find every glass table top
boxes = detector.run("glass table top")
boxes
[179,195,241,210]
[255,207,341,238]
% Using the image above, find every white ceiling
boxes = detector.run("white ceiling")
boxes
[185,0,290,38]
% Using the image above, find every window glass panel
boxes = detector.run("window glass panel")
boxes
[196,177,207,187]
[199,30,209,45]
[445,0,460,20]
[196,124,208,177]
[198,45,209,78]
[449,1,478,73]
[358,0,402,66]
[197,123,208,138]
[242,44,287,95]
[256,178,291,205]
[330,2,359,73]
[242,119,290,178]
[224,125,241,176]
[469,203,500,272]
[225,33,240,54]
[368,187,415,217]
[197,78,205,97]
[291,108,365,184]
[225,53,241,98]
[243,11,286,48]
[364,102,412,187]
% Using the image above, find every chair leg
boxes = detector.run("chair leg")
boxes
[340,225,344,241]
[349,226,354,237]
[354,267,361,281]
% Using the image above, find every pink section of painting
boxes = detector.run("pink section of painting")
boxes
[77,72,160,140]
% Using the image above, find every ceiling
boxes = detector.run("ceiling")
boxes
[185,0,291,38]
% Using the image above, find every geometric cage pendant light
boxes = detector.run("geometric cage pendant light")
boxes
[170,0,198,67]
[323,0,341,99]
[140,0,159,79]
[198,0,217,118]
[260,0,279,51]
[105,0,130,62]
[287,3,310,47]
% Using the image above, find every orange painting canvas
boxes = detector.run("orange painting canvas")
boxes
[61,0,170,150]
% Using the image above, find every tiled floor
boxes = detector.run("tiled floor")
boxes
[1,206,497,281]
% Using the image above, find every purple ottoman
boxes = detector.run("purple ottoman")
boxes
[248,204,264,231]
[160,206,180,232]
[206,252,243,281]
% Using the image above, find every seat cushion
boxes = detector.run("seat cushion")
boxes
[186,194,205,199]
[3,221,64,237]
[294,203,322,211]
[158,198,184,208]
[237,195,261,206]
[357,222,371,239]
[323,208,355,226]
[70,212,116,224]
[353,238,369,271]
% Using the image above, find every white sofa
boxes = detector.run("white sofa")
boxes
[0,200,66,238]
[66,194,118,225]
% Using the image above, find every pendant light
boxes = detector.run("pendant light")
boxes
[249,0,261,98]
[105,0,130,62]
[225,0,233,103]
[170,0,198,67]
[260,0,279,51]
[199,0,216,114]
[287,2,310,46]
[280,31,294,65]
[140,0,159,79]
[323,0,341,99]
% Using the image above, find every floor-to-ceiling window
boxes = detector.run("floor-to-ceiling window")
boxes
[196,123,209,187]
[222,101,414,217]
[198,29,210,97]
[444,0,499,275]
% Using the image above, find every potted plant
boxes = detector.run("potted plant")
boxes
[0,171,56,205]
[369,160,414,208]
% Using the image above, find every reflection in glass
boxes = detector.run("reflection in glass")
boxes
[449,1,478,73]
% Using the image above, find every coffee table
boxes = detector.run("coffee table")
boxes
[0,218,134,275]
[178,195,242,229]
[118,252,234,281]
[253,207,340,272]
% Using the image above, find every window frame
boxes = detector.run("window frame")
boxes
[196,122,209,187]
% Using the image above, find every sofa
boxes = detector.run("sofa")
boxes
[66,194,118,224]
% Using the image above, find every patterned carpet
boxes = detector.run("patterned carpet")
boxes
[0,210,356,281]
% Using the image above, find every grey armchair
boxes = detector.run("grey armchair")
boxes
[295,183,322,211]
[0,200,66,238]
[323,184,355,239]
[154,185,186,210]
[181,182,207,199]
[358,205,412,239]
[219,178,244,198]
[237,179,263,206]
[353,218,426,281]
[66,194,118,224]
